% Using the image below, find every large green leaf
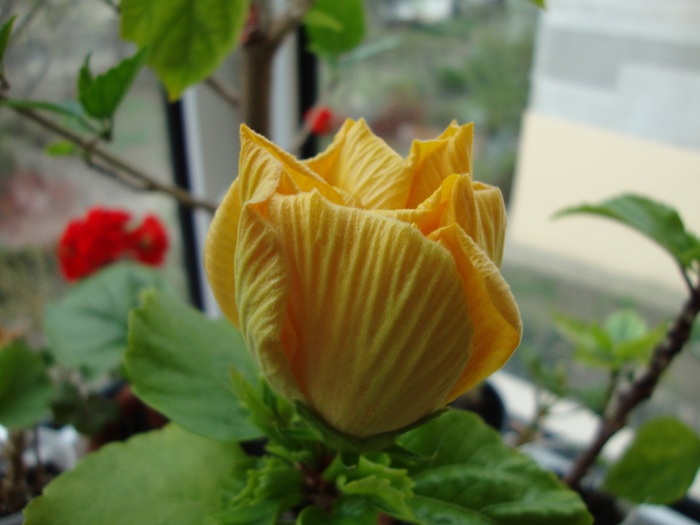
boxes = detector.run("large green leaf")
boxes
[604,417,700,505]
[0,342,53,428]
[120,0,250,100]
[398,410,592,525]
[125,289,261,442]
[555,194,700,269]
[44,262,168,378]
[304,0,365,57]
[23,424,247,525]
[78,49,146,120]
[297,496,379,525]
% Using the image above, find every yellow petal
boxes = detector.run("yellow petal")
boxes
[263,191,474,438]
[205,125,346,325]
[234,203,302,403]
[405,121,474,209]
[303,119,411,210]
[427,224,522,402]
[472,181,507,267]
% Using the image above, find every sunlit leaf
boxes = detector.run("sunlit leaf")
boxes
[604,417,700,505]
[120,0,250,100]
[0,15,17,79]
[45,140,77,157]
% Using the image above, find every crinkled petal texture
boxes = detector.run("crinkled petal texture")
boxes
[205,121,522,439]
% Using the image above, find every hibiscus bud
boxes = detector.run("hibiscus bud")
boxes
[205,119,521,440]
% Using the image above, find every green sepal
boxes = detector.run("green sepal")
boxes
[295,401,449,454]
[211,456,305,524]
[323,454,416,523]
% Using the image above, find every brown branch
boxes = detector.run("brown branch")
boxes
[7,104,217,213]
[268,0,317,49]
[204,76,241,110]
[564,283,700,488]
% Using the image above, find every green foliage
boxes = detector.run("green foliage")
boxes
[120,0,250,100]
[529,0,546,7]
[304,0,365,57]
[0,15,17,81]
[23,424,247,525]
[0,341,53,428]
[211,456,304,524]
[329,454,415,522]
[398,410,593,525]
[45,140,77,157]
[553,309,664,370]
[44,262,169,379]
[50,382,119,436]
[77,49,146,122]
[604,417,700,505]
[555,194,700,271]
[125,289,261,442]
[297,497,378,524]
[521,345,568,397]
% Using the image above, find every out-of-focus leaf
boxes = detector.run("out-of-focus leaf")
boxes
[77,49,146,119]
[45,140,77,157]
[23,424,247,525]
[613,321,666,364]
[297,496,378,524]
[0,99,86,121]
[604,417,700,505]
[529,0,546,8]
[304,10,343,32]
[555,194,700,269]
[604,310,647,347]
[125,289,261,442]
[120,0,250,100]
[397,410,592,525]
[0,15,17,78]
[553,313,614,369]
[0,342,53,428]
[45,262,169,378]
[304,0,365,57]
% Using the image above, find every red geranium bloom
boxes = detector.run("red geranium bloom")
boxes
[304,106,334,135]
[57,207,169,281]
[130,215,169,265]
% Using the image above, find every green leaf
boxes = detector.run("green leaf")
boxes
[297,496,379,525]
[604,310,647,347]
[555,194,700,269]
[0,98,87,121]
[332,455,415,522]
[45,262,168,378]
[45,140,77,157]
[304,10,344,32]
[120,0,250,100]
[612,321,666,364]
[604,417,700,505]
[0,342,53,428]
[23,424,246,525]
[0,15,17,78]
[125,289,261,442]
[553,313,614,369]
[398,410,593,525]
[304,0,365,57]
[77,49,146,119]
[529,0,546,7]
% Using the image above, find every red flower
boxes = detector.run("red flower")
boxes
[57,207,169,281]
[130,215,169,265]
[304,106,334,135]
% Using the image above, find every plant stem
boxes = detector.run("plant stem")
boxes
[7,104,217,213]
[1,430,28,514]
[564,283,700,488]
[204,76,241,110]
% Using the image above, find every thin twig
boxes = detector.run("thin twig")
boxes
[7,104,217,213]
[204,76,241,110]
[564,281,700,488]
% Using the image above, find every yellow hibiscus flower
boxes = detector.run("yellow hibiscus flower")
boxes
[205,119,521,440]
